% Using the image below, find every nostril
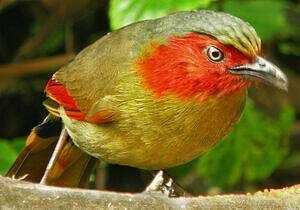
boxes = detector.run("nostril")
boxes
[259,63,266,68]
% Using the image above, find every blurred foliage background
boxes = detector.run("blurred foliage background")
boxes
[0,0,299,195]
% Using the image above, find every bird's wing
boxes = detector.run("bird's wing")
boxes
[45,77,118,124]
[43,28,138,124]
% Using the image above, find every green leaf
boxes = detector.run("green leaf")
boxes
[0,139,18,175]
[0,138,26,175]
[278,41,300,56]
[196,99,294,187]
[29,18,65,56]
[38,26,65,56]
[223,0,294,40]
[10,137,26,154]
[109,0,213,30]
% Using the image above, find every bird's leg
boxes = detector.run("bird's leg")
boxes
[40,127,68,185]
[144,170,191,197]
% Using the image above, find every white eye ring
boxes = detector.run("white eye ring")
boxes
[205,46,225,63]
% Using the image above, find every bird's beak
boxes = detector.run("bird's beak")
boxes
[228,55,288,91]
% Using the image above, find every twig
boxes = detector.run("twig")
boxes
[0,54,74,77]
[65,19,74,54]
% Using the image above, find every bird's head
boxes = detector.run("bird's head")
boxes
[136,10,288,101]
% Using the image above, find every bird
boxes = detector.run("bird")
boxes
[6,10,288,191]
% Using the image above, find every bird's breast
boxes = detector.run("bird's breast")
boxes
[61,86,247,170]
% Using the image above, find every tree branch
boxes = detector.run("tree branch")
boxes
[0,54,74,77]
[0,176,298,209]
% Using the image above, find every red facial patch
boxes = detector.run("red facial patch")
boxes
[136,33,251,101]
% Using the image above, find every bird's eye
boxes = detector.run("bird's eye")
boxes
[205,46,225,63]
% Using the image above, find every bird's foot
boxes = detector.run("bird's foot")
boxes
[144,170,190,197]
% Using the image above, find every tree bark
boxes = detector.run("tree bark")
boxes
[0,176,298,209]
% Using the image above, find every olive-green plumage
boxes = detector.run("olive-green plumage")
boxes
[52,10,260,169]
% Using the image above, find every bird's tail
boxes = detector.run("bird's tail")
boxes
[6,114,97,188]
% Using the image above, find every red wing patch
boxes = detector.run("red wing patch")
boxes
[45,78,87,121]
[44,78,89,122]
[45,78,79,111]
[45,77,115,124]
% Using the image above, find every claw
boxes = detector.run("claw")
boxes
[144,171,165,192]
[144,170,189,197]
